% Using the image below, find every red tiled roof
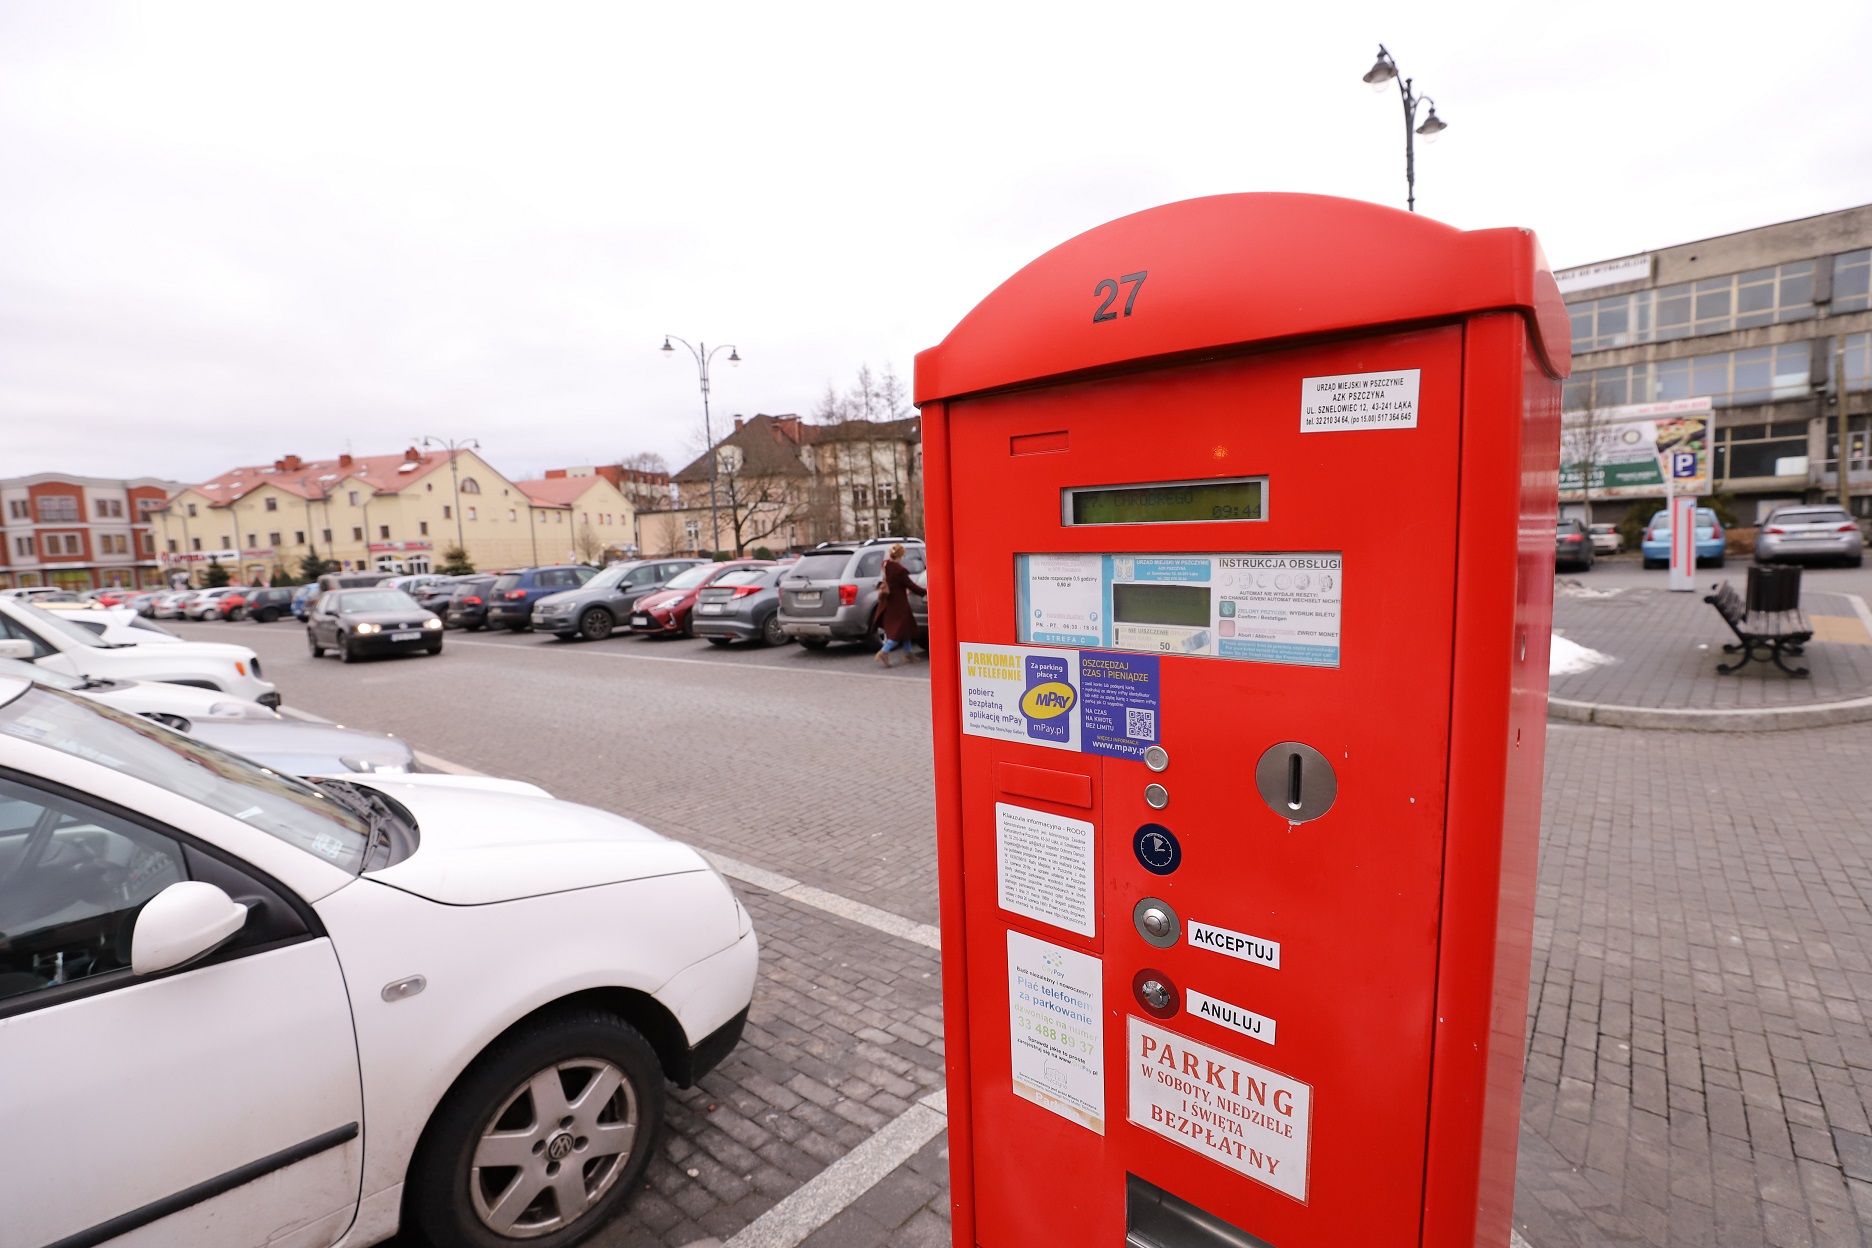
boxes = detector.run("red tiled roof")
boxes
[514,478,598,508]
[179,451,455,507]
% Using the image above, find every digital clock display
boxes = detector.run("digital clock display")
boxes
[1065,477,1266,526]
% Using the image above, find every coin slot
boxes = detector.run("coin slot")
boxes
[1287,753,1303,810]
[1254,742,1337,824]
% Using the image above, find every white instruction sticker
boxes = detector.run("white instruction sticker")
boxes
[1023,553,1105,646]
[1128,1017,1312,1201]
[996,803,1097,937]
[1301,369,1420,431]
[1187,989,1278,1045]
[1009,932,1105,1133]
[1187,920,1281,969]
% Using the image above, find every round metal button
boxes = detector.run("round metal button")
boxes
[1143,745,1169,773]
[1139,979,1171,1010]
[1133,896,1180,947]
[1144,783,1169,810]
[1131,967,1180,1018]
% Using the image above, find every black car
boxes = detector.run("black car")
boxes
[443,575,498,630]
[412,576,466,615]
[1556,517,1595,572]
[239,587,297,623]
[306,588,443,663]
[485,565,598,631]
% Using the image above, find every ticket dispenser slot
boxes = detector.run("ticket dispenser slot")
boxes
[919,194,1567,1248]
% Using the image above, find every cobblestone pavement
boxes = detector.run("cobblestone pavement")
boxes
[169,619,1872,1248]
[1553,581,1872,709]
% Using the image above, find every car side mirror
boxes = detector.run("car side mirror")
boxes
[0,639,34,659]
[131,880,248,976]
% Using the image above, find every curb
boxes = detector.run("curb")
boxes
[1548,693,1872,732]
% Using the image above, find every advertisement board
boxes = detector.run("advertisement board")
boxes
[1558,397,1711,501]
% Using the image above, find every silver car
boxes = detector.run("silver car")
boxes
[778,539,927,650]
[531,557,709,641]
[1755,506,1865,567]
[693,565,792,647]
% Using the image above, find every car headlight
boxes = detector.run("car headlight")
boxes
[354,622,381,634]
[423,618,442,630]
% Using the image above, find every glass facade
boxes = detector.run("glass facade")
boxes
[1835,250,1870,313]
[1567,259,1816,350]
[1565,341,1815,411]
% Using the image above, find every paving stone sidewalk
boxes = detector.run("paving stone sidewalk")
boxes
[1552,581,1872,710]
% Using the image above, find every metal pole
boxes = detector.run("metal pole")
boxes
[451,452,464,550]
[528,501,539,565]
[1838,335,1853,514]
[700,347,719,555]
[1399,76,1417,213]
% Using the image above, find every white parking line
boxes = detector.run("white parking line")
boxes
[718,1089,949,1248]
[443,636,927,683]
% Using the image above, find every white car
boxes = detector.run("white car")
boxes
[35,602,184,645]
[185,587,245,620]
[0,654,276,724]
[0,674,757,1248]
[0,596,279,706]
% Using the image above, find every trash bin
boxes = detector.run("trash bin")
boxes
[1746,563,1802,613]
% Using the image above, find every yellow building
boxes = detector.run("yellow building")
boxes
[157,449,638,583]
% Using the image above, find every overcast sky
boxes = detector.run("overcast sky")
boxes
[4,0,1870,485]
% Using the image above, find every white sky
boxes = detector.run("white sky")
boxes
[4,0,1871,483]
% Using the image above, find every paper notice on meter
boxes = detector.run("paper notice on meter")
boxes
[1021,553,1104,646]
[1009,932,1105,1133]
[996,803,1096,937]
[1301,368,1420,431]
[1128,1017,1311,1201]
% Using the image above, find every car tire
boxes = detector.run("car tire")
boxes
[465,621,484,632]
[509,622,529,633]
[405,1008,664,1248]
[339,639,358,663]
[427,640,443,655]
[307,631,324,658]
[760,614,787,647]
[706,636,732,647]
[577,608,613,642]
[1642,557,1662,569]
[798,637,829,650]
[1849,554,1865,569]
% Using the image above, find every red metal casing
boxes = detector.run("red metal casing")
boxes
[915,194,1568,1248]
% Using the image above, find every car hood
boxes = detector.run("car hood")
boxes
[64,639,257,667]
[352,778,710,905]
[186,719,415,776]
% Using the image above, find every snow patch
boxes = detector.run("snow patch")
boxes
[1550,633,1614,677]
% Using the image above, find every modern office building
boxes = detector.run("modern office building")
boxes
[1559,204,1870,527]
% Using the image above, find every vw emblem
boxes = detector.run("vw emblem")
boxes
[546,1132,575,1161]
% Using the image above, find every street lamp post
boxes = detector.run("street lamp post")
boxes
[661,336,741,555]
[1360,45,1448,213]
[419,435,480,557]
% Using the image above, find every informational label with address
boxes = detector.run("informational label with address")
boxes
[1009,932,1105,1133]
[996,803,1096,937]
[1128,1017,1312,1201]
[1300,368,1420,431]
[961,643,1161,757]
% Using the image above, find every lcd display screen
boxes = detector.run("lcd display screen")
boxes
[1112,582,1212,628]
[1065,478,1266,526]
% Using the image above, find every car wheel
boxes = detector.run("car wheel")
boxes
[307,631,324,658]
[864,619,886,651]
[509,622,530,633]
[466,621,484,632]
[1849,554,1865,569]
[1709,554,1726,569]
[339,639,358,663]
[406,1008,664,1248]
[705,636,732,647]
[798,636,829,650]
[578,608,613,642]
[427,640,444,655]
[761,614,787,647]
[1642,557,1662,569]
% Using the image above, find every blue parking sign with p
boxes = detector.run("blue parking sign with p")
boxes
[1671,451,1698,478]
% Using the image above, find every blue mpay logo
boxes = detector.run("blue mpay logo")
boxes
[1022,656,1074,743]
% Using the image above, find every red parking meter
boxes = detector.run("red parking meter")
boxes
[916,194,1569,1248]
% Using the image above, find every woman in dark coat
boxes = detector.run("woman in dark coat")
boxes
[874,543,928,667]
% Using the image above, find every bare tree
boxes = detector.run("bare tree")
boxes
[571,515,606,565]
[814,363,913,538]
[615,451,674,513]
[1561,398,1624,526]
[713,444,811,556]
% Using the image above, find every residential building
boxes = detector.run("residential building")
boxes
[513,474,640,566]
[158,449,637,583]
[0,473,183,590]
[1560,204,1871,528]
[643,413,923,556]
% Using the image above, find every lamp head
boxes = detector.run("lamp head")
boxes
[660,337,675,356]
[1362,50,1396,91]
[1415,108,1447,142]
[727,348,742,366]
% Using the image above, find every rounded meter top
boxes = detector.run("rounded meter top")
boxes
[914,193,1570,405]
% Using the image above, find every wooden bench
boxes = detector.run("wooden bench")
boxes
[1705,581,1812,677]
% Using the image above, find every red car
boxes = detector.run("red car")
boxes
[627,560,771,637]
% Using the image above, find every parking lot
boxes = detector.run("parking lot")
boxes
[157,599,1872,1248]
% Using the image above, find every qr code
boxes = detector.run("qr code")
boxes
[1126,708,1155,740]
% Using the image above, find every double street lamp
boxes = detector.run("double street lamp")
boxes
[419,435,480,557]
[660,336,741,555]
[1361,44,1448,213]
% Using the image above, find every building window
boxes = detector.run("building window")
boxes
[554,511,563,524]
[137,498,160,517]
[348,491,360,506]
[37,495,79,523]
[191,537,202,552]
[460,478,481,495]
[419,521,429,536]
[1835,250,1871,313]
[852,485,870,508]
[379,525,390,540]
[442,505,452,520]
[294,530,305,544]
[187,503,197,518]
[166,539,178,554]
[1565,341,1815,412]
[1711,421,1810,482]
[320,528,332,543]
[509,509,517,522]
[94,498,122,519]
[684,519,701,547]
[466,507,477,521]
[6,500,26,520]
[221,536,232,549]
[246,533,257,547]
[14,536,32,557]
[1837,332,1872,394]
[1567,259,1819,351]
[264,497,278,512]
[267,531,281,546]
[352,527,364,541]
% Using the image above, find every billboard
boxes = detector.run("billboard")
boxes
[1559,397,1711,501]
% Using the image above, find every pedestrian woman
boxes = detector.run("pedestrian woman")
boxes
[874,543,928,667]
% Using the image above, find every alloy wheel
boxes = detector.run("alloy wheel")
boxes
[468,1058,638,1239]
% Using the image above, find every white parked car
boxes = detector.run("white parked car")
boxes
[0,655,276,724]
[0,674,757,1248]
[185,587,244,620]
[0,596,279,707]
[35,602,184,645]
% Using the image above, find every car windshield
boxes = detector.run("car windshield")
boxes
[583,564,635,591]
[790,553,852,579]
[0,657,84,691]
[1773,509,1850,524]
[337,591,422,613]
[491,574,521,594]
[666,565,718,590]
[0,685,372,872]
[18,604,107,649]
[451,580,493,598]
